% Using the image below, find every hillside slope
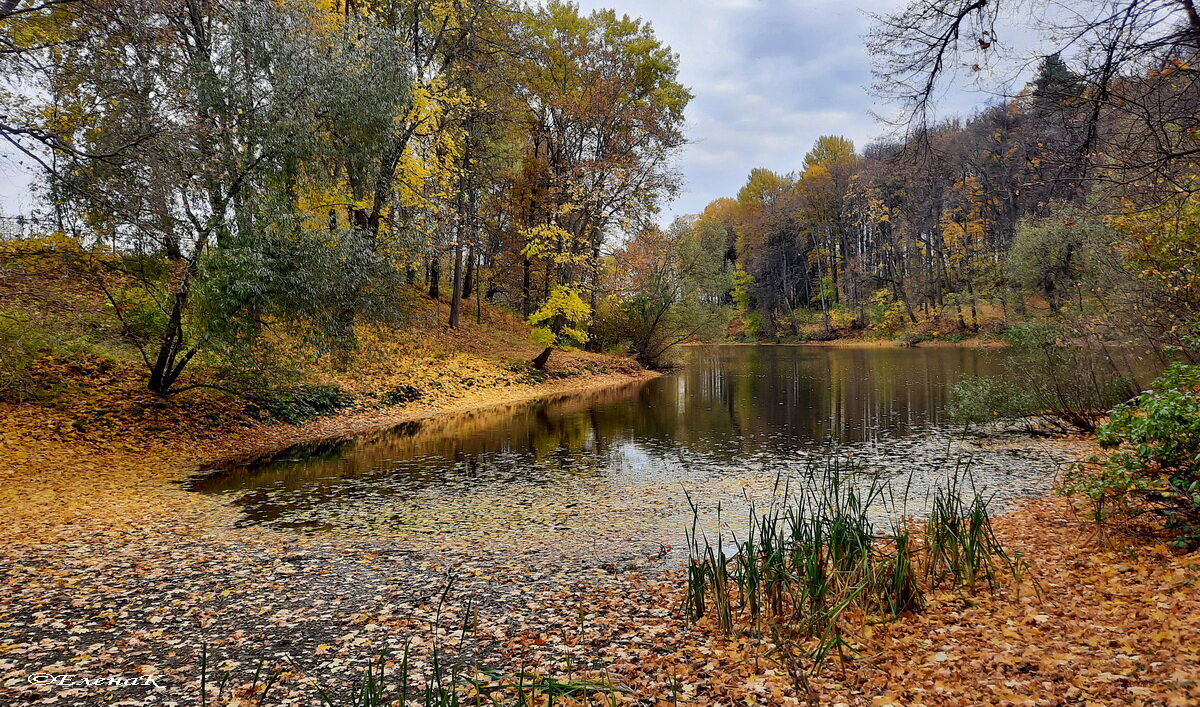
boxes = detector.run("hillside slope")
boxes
[0,236,647,450]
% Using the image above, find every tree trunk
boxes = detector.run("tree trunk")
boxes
[521,257,532,316]
[147,288,199,396]
[428,254,440,299]
[531,346,553,370]
[784,297,801,336]
[462,245,475,300]
[449,239,463,328]
[148,294,187,395]
[967,281,979,331]
[586,237,601,351]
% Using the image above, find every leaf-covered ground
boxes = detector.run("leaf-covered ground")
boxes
[3,384,1200,705]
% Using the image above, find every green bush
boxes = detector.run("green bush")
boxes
[946,323,1134,431]
[0,308,111,402]
[1078,363,1200,547]
[0,313,47,401]
[946,376,1038,429]
[254,384,355,422]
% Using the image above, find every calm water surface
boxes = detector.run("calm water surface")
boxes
[194,346,1073,543]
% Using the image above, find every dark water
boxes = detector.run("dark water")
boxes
[193,346,1064,537]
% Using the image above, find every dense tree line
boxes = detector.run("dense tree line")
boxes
[0,0,689,392]
[4,0,1200,390]
[694,40,1199,352]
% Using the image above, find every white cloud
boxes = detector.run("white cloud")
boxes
[572,0,1040,221]
[572,0,911,219]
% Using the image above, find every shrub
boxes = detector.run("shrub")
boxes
[254,384,355,422]
[381,384,423,406]
[0,312,48,401]
[828,304,858,330]
[946,376,1039,429]
[0,308,114,402]
[866,292,909,335]
[1074,363,1200,547]
[946,323,1134,431]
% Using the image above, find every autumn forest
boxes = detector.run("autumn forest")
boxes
[3,0,1200,704]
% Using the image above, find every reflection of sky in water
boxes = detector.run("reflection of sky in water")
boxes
[190,346,1084,540]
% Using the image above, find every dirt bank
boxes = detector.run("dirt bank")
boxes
[0,356,657,525]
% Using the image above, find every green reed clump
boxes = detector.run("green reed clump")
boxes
[683,457,1022,672]
[924,470,1014,591]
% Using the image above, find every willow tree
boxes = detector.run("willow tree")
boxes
[603,218,732,367]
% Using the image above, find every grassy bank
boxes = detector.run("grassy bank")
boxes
[0,235,648,440]
[1,241,652,464]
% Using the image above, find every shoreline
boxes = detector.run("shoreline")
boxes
[191,367,661,472]
[0,361,658,473]
[0,362,658,533]
[684,337,1000,349]
[4,360,1198,704]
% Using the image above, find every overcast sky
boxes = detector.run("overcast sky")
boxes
[571,0,1014,220]
[574,0,901,219]
[0,0,1017,219]
[0,148,33,216]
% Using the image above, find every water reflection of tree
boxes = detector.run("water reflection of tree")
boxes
[200,348,1011,525]
[196,383,654,493]
[636,347,1005,452]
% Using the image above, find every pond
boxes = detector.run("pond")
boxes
[192,345,1088,556]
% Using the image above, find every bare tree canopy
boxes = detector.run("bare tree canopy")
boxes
[0,0,76,22]
[870,0,1200,196]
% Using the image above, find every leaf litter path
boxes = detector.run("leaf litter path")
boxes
[2,407,1200,704]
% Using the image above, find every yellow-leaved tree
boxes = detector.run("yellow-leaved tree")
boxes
[526,285,591,369]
